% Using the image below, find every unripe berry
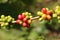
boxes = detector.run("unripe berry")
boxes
[4,23,9,26]
[42,8,47,14]
[46,11,52,15]
[18,15,22,20]
[16,20,20,24]
[41,14,47,19]
[23,18,27,22]
[39,18,43,21]
[53,14,57,18]
[1,15,5,19]
[46,15,51,20]
[30,16,32,18]
[22,22,27,27]
[37,11,43,16]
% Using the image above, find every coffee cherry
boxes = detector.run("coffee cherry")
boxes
[42,8,47,14]
[16,20,20,24]
[37,11,43,16]
[27,20,32,24]
[46,15,51,20]
[41,14,47,19]
[53,14,57,18]
[23,18,28,22]
[22,13,26,19]
[18,15,22,20]
[46,11,52,15]
[1,15,5,19]
[22,22,27,27]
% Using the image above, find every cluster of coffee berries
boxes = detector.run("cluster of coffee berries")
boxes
[0,15,14,27]
[16,12,32,28]
[37,8,52,21]
[52,6,60,23]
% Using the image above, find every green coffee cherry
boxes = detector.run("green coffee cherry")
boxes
[28,13,31,16]
[4,22,9,26]
[1,23,5,27]
[1,15,5,19]
[7,16,12,22]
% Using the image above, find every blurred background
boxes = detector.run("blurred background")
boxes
[0,0,60,40]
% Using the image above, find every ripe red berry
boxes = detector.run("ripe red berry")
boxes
[18,15,22,20]
[16,20,20,24]
[42,8,47,14]
[22,22,27,27]
[22,14,26,19]
[46,15,51,20]
[23,18,27,22]
[47,11,52,15]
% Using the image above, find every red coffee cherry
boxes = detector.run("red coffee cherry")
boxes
[23,18,28,22]
[18,14,23,20]
[16,19,20,24]
[46,15,51,20]
[47,11,52,15]
[42,8,47,14]
[22,13,26,19]
[22,22,27,27]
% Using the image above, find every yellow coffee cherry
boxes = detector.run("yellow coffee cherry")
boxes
[41,14,46,19]
[37,11,43,16]
[1,15,5,19]
[53,14,57,18]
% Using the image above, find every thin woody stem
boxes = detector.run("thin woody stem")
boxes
[12,16,40,23]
